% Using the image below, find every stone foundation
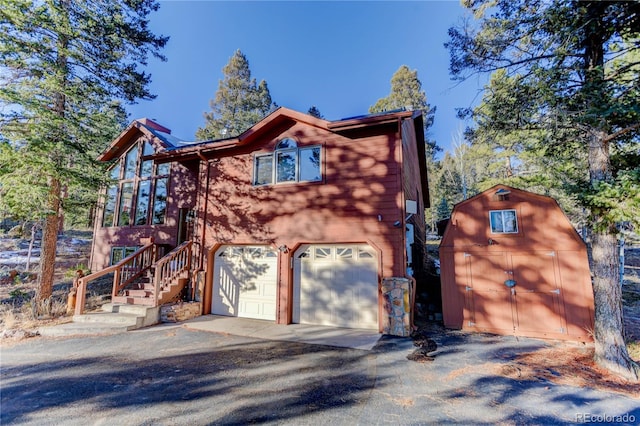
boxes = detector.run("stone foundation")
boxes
[381,277,414,337]
[160,302,202,323]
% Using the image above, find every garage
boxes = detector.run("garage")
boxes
[439,185,594,342]
[293,244,379,330]
[212,245,278,321]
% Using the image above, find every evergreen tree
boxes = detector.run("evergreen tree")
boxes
[0,0,167,310]
[196,50,275,140]
[436,197,450,221]
[369,65,438,159]
[307,106,324,119]
[448,0,640,380]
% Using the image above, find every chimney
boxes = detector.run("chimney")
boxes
[138,118,171,134]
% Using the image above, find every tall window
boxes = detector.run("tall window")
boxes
[253,138,322,186]
[102,140,171,227]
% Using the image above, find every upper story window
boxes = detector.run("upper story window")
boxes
[489,209,518,234]
[253,137,322,186]
[102,140,170,228]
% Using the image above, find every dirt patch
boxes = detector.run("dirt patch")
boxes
[0,230,112,340]
[499,345,640,398]
[414,245,640,397]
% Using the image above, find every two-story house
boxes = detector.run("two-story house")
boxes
[83,107,429,333]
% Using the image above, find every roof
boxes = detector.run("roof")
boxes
[98,118,192,162]
[149,106,419,163]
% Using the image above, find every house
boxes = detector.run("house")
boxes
[81,107,429,335]
[439,185,594,342]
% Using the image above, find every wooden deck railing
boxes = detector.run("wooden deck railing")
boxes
[154,241,192,304]
[74,241,157,315]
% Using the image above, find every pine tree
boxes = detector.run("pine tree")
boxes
[0,0,167,311]
[307,106,324,119]
[448,0,640,380]
[196,50,275,140]
[369,65,438,159]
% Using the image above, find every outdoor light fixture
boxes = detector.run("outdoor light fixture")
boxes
[278,245,289,253]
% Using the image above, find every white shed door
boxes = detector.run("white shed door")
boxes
[212,245,278,321]
[293,245,378,330]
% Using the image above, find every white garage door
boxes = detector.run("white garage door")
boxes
[293,244,379,330]
[212,245,278,321]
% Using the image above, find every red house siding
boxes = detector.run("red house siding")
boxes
[196,121,409,327]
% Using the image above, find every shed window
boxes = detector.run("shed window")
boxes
[253,138,321,185]
[490,210,518,234]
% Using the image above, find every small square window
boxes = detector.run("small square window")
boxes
[490,210,518,234]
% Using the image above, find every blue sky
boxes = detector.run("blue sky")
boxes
[127,1,487,154]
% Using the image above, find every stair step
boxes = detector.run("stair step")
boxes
[112,296,156,306]
[129,282,154,290]
[101,303,155,316]
[73,312,141,326]
[39,322,131,337]
[124,289,154,298]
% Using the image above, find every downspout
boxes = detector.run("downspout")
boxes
[397,117,408,276]
[195,155,212,314]
[198,154,210,270]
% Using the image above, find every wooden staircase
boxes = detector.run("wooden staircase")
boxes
[74,240,194,315]
[112,274,157,305]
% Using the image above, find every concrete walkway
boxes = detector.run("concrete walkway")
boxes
[183,315,382,350]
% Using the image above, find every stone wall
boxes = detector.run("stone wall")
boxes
[381,277,414,337]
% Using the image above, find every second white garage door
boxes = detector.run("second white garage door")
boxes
[212,245,278,321]
[293,244,379,330]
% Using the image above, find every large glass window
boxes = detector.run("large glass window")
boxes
[152,177,168,225]
[124,146,138,179]
[102,185,118,227]
[118,182,134,226]
[254,138,322,185]
[135,180,151,225]
[490,210,518,234]
[101,139,171,228]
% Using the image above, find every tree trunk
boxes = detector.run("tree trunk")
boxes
[25,222,40,272]
[588,128,639,381]
[591,229,639,380]
[36,177,62,312]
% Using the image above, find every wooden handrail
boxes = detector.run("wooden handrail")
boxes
[74,242,156,315]
[154,241,192,304]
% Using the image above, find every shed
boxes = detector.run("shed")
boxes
[439,185,594,342]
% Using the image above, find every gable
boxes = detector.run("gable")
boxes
[442,185,584,249]
[98,118,179,162]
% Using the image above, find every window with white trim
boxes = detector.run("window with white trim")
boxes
[253,138,321,185]
[489,209,518,234]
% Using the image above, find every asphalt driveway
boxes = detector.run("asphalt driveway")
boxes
[1,322,638,425]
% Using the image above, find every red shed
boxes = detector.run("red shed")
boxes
[439,185,594,342]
